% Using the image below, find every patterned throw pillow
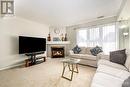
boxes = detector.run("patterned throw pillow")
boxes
[110,49,126,65]
[72,45,81,54]
[90,46,103,56]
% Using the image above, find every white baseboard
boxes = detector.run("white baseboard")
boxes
[0,63,24,71]
[0,57,49,71]
[0,59,26,71]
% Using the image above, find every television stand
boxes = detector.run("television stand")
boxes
[25,51,46,67]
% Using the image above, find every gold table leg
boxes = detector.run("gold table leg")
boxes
[61,63,66,77]
[76,64,79,73]
[61,63,79,81]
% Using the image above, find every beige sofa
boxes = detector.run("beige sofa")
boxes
[69,47,102,67]
[91,51,130,87]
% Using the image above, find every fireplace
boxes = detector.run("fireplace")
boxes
[51,46,64,58]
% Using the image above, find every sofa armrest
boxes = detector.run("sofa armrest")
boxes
[96,52,110,61]
[69,50,74,55]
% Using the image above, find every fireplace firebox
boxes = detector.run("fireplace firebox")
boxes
[51,46,64,58]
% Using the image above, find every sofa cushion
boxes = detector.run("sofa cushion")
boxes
[72,45,81,54]
[97,64,130,80]
[79,47,94,55]
[91,72,124,87]
[98,59,127,71]
[90,46,103,56]
[79,54,97,61]
[79,47,87,54]
[110,49,126,65]
[70,54,97,61]
[122,76,130,87]
[70,54,81,58]
[86,47,93,55]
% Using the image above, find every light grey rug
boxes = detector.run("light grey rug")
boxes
[0,59,96,87]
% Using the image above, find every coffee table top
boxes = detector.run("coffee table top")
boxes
[61,58,80,64]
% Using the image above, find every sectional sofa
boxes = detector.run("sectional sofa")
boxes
[91,51,130,87]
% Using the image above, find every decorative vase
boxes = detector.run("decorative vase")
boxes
[47,33,51,41]
[61,33,64,41]
[64,33,67,41]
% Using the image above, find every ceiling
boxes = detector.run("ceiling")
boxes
[15,0,123,26]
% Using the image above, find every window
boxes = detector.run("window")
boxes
[77,23,116,54]
[77,29,87,46]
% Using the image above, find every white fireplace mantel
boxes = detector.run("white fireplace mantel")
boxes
[47,41,70,45]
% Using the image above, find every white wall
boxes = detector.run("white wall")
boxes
[49,26,66,41]
[118,0,130,49]
[118,0,130,20]
[0,17,49,69]
[66,28,76,50]
[118,26,129,49]
[128,19,130,48]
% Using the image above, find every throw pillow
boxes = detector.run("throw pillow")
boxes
[125,53,130,71]
[125,49,130,71]
[110,49,126,65]
[122,76,130,87]
[90,46,103,56]
[72,45,81,54]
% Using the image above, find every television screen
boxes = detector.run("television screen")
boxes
[19,36,46,54]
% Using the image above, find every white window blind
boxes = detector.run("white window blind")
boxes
[77,23,116,54]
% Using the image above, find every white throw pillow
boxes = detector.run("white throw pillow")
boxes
[125,52,130,71]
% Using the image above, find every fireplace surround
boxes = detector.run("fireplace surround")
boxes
[46,41,70,57]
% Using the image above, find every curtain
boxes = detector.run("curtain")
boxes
[77,23,116,54]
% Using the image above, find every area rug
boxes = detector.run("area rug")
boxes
[0,59,96,87]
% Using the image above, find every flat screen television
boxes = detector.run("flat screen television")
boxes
[19,36,46,54]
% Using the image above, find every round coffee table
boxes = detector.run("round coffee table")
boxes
[61,58,80,81]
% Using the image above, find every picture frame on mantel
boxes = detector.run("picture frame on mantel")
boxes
[53,37,61,41]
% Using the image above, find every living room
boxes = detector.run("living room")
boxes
[0,0,130,87]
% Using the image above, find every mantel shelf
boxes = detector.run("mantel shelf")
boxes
[47,41,70,45]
